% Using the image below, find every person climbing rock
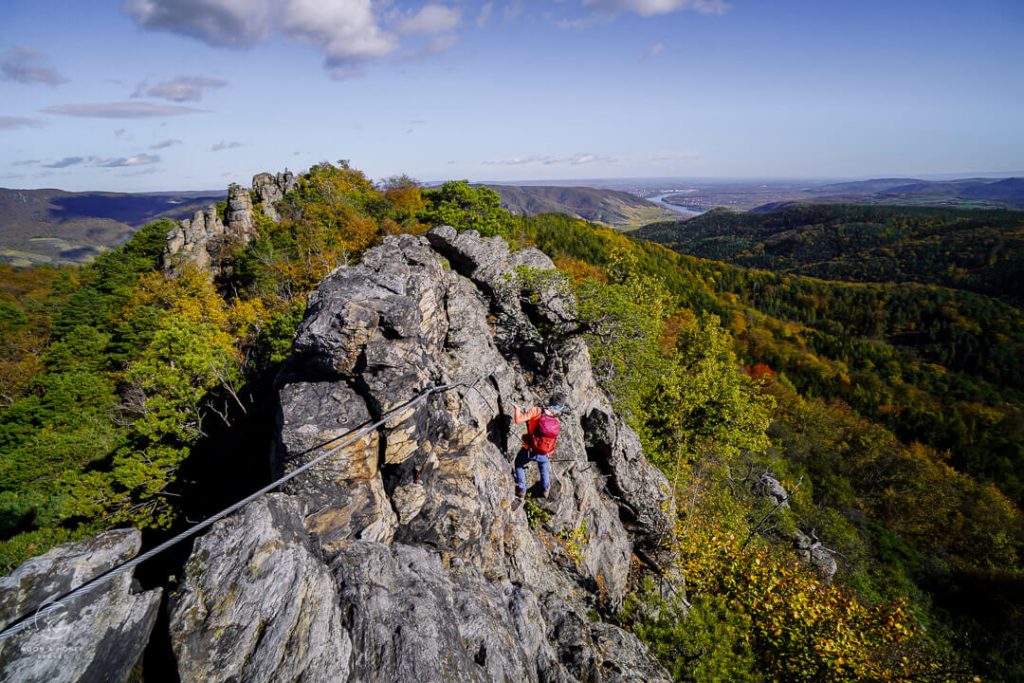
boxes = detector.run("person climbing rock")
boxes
[513,394,565,500]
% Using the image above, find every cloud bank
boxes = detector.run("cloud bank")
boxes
[94,154,162,168]
[123,0,463,76]
[40,154,162,169]
[582,0,729,17]
[0,47,68,86]
[483,152,617,166]
[135,76,228,102]
[42,102,206,118]
[0,116,44,130]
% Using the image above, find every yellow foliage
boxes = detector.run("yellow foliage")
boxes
[125,265,230,330]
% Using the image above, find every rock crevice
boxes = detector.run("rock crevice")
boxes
[1,226,676,683]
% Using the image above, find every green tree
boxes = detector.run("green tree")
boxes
[419,180,514,237]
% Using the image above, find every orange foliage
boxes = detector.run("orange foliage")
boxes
[553,255,608,284]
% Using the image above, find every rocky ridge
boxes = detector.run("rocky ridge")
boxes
[170,226,675,681]
[0,529,161,682]
[0,226,675,682]
[164,171,295,276]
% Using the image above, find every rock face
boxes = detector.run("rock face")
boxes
[794,530,839,581]
[0,529,161,683]
[169,227,675,681]
[225,184,255,238]
[170,495,350,683]
[165,170,295,276]
[165,204,226,274]
[752,473,838,581]
[252,170,296,222]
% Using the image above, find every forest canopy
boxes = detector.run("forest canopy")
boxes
[0,164,1020,680]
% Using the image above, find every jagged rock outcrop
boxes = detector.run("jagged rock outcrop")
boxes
[225,183,256,238]
[794,529,839,581]
[253,170,296,221]
[165,171,294,276]
[757,473,790,508]
[752,473,838,580]
[0,529,161,683]
[165,204,226,274]
[169,227,675,681]
[170,495,350,682]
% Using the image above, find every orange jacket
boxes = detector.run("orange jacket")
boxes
[513,405,542,425]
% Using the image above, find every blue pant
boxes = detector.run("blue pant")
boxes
[514,449,550,493]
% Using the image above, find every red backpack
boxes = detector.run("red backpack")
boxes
[526,414,561,455]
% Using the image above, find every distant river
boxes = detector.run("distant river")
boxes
[647,193,707,217]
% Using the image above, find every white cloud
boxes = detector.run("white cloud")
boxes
[124,0,394,68]
[43,102,205,118]
[123,0,275,47]
[483,152,617,166]
[566,152,616,165]
[281,0,396,67]
[123,0,478,74]
[95,154,162,167]
[44,156,87,169]
[396,4,461,34]
[582,0,728,17]
[135,75,228,102]
[0,116,44,130]
[483,155,547,166]
[0,47,68,86]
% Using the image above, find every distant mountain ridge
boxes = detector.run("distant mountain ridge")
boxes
[805,176,1024,209]
[634,203,1024,305]
[483,184,676,229]
[0,187,224,266]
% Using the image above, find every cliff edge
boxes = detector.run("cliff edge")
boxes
[1,227,675,683]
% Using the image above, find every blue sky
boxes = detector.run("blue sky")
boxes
[1,0,1022,191]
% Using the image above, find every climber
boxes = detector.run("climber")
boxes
[513,394,565,499]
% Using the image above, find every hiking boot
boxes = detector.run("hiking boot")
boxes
[515,487,526,499]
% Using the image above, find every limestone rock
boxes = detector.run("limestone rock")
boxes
[0,529,161,683]
[165,204,226,273]
[225,183,255,239]
[170,495,350,683]
[757,473,790,508]
[252,170,296,221]
[794,530,838,581]
[172,227,674,681]
[166,171,295,276]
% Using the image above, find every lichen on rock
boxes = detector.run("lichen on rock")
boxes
[171,227,675,681]
[1,226,676,683]
[0,529,161,683]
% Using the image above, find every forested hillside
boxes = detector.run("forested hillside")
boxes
[0,188,224,266]
[1,165,1020,681]
[635,204,1024,304]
